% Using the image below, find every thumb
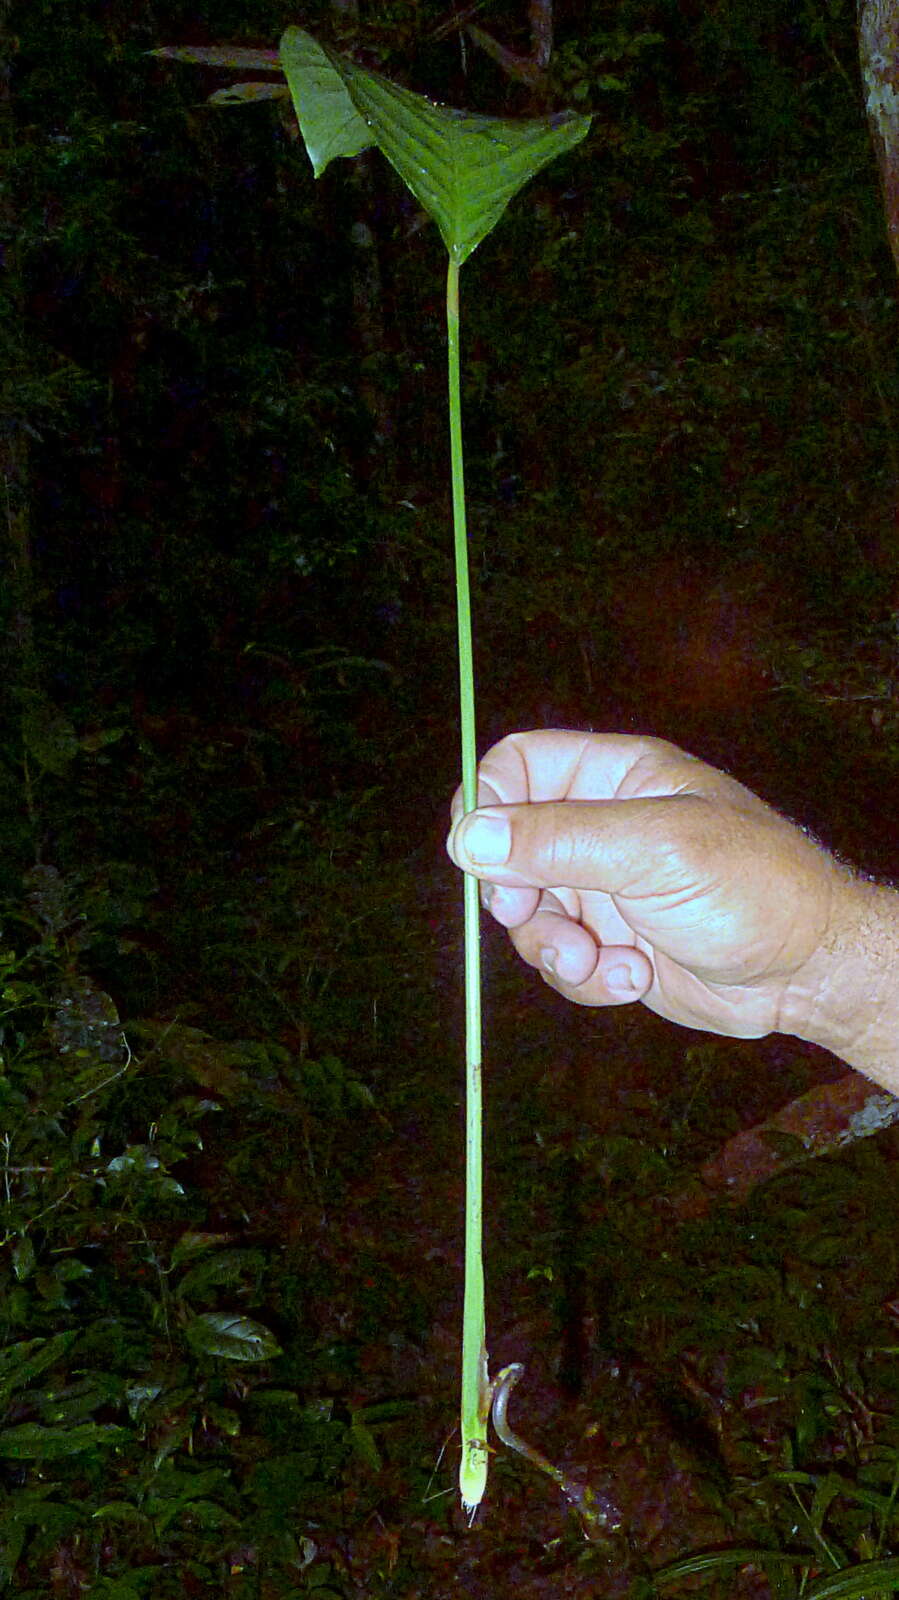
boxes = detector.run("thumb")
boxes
[448,797,680,894]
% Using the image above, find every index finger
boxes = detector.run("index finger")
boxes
[449,729,689,826]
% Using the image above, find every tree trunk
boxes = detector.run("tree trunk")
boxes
[859,0,899,279]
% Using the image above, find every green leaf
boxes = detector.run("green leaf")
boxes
[176,1247,264,1302]
[174,1498,236,1529]
[106,1145,161,1174]
[11,1237,35,1282]
[349,1422,381,1473]
[279,27,591,266]
[805,1560,899,1597]
[150,45,281,71]
[91,1502,151,1526]
[78,726,125,752]
[145,1465,233,1531]
[155,1175,186,1198]
[183,1312,282,1362]
[20,699,79,775]
[32,1372,124,1425]
[0,1332,78,1402]
[278,31,373,177]
[169,1230,235,1270]
[0,1421,129,1458]
[200,1399,241,1437]
[125,1382,163,1419]
[355,1399,414,1425]
[0,1514,29,1590]
[249,1388,301,1409]
[208,82,291,106]
[654,1549,810,1584]
[88,1582,142,1600]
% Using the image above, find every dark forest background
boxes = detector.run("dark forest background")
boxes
[4,1,899,1596]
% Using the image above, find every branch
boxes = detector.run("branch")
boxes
[529,0,553,69]
[671,1072,899,1218]
[465,0,555,88]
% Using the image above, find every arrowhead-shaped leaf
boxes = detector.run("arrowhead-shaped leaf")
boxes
[279,27,591,265]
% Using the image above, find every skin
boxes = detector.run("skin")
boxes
[446,730,899,1094]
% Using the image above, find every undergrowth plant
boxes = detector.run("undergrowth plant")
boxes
[274,28,591,1517]
[274,23,590,1519]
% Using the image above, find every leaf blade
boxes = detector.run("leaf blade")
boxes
[184,1312,282,1362]
[207,82,291,106]
[279,27,591,263]
[0,1422,130,1459]
[150,46,282,71]
[279,29,375,178]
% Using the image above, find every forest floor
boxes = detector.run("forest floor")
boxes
[250,898,852,1597]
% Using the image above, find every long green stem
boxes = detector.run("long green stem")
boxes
[447,256,489,1512]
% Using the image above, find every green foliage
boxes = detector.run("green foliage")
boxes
[0,890,397,1594]
[280,26,590,265]
[652,1549,899,1596]
[478,1033,899,1590]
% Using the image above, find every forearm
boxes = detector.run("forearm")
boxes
[784,873,899,1094]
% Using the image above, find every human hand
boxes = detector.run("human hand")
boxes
[446,730,843,1041]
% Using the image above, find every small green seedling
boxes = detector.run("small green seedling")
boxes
[278,27,590,1518]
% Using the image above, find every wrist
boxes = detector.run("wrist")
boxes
[783,870,899,1092]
